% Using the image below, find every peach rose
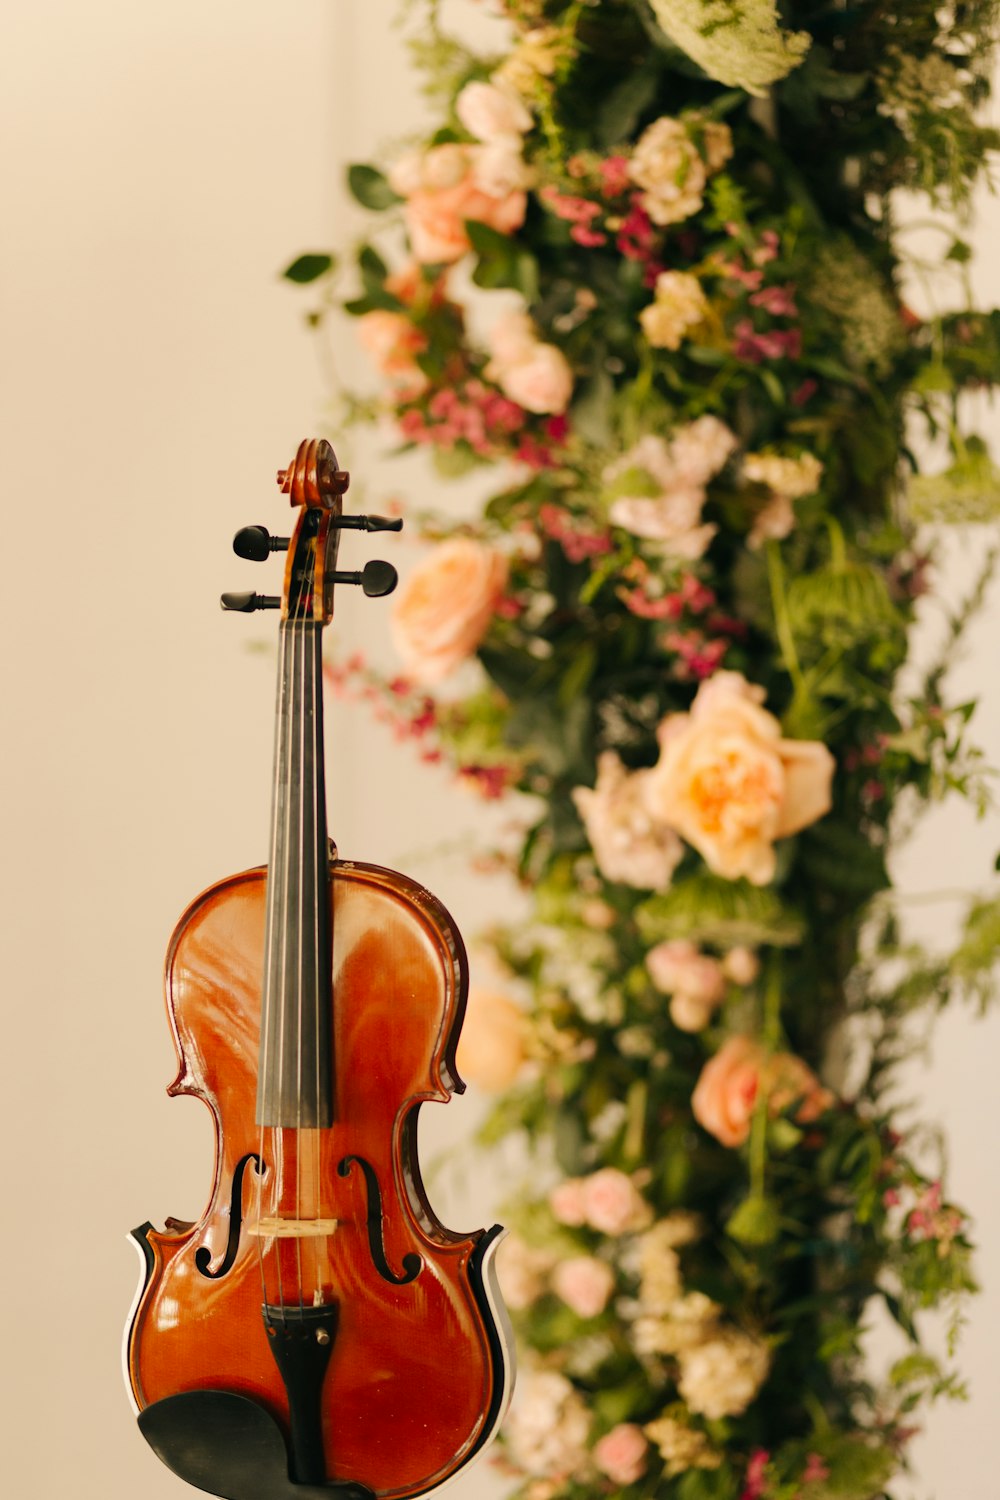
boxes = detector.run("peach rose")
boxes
[397,142,529,264]
[593,1424,649,1486]
[644,671,835,885]
[551,1255,615,1318]
[355,310,428,394]
[549,1178,589,1227]
[692,1036,832,1147]
[456,987,527,1091]
[485,310,574,414]
[496,341,573,414]
[390,538,508,683]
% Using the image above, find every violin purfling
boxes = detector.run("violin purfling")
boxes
[124,439,514,1500]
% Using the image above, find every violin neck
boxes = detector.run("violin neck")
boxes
[256,619,334,1129]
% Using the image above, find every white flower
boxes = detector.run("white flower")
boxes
[504,1370,591,1478]
[572,752,684,890]
[456,80,532,142]
[497,1234,554,1310]
[677,1327,771,1419]
[649,0,811,97]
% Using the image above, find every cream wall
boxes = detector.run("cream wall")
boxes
[2,4,998,1498]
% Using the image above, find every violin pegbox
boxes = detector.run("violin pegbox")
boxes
[221,438,402,621]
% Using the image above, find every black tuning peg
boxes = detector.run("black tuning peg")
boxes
[233,525,290,561]
[221,591,281,613]
[332,513,404,534]
[329,560,398,598]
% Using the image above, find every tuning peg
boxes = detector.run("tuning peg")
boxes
[329,560,398,598]
[233,525,290,561]
[221,591,281,613]
[332,513,404,534]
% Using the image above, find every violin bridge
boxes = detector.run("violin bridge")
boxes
[248,1216,339,1239]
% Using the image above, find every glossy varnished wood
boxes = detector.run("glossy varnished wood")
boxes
[127,861,498,1498]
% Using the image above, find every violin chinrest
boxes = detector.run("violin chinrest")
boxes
[138,1391,374,1500]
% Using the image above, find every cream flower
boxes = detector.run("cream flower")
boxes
[628,116,708,226]
[504,1370,591,1478]
[640,271,709,350]
[456,80,532,142]
[497,1234,554,1311]
[676,1327,771,1419]
[390,538,508,683]
[644,671,835,885]
[606,420,736,557]
[573,752,684,890]
[456,987,527,1091]
[644,1415,722,1477]
[744,451,823,498]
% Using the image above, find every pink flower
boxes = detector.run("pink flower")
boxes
[581,1167,650,1235]
[802,1453,831,1483]
[593,1424,648,1486]
[647,940,726,1008]
[394,143,528,264]
[741,1449,771,1500]
[598,155,631,196]
[749,283,798,317]
[551,1256,615,1318]
[390,538,508,683]
[644,671,835,885]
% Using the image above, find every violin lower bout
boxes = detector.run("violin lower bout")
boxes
[126,862,511,1500]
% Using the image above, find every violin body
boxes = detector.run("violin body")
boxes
[126,858,510,1498]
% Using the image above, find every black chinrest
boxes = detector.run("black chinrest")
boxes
[137,1391,374,1500]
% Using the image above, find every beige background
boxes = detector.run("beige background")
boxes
[2,3,998,1497]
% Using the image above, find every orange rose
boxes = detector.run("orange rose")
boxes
[456,987,527,1092]
[644,671,834,885]
[692,1036,832,1147]
[390,538,508,683]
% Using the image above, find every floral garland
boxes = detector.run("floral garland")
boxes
[288,2,1000,1495]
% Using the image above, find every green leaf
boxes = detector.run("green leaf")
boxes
[595,62,660,148]
[282,253,334,284]
[346,163,402,212]
[637,874,805,948]
[466,220,539,301]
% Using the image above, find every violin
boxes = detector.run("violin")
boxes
[124,440,513,1500]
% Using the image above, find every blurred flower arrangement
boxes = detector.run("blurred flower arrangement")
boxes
[288,1,1000,1495]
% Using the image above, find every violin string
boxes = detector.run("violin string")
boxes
[313,607,325,1308]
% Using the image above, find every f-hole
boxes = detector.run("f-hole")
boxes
[196,1153,262,1279]
[337,1155,422,1286]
